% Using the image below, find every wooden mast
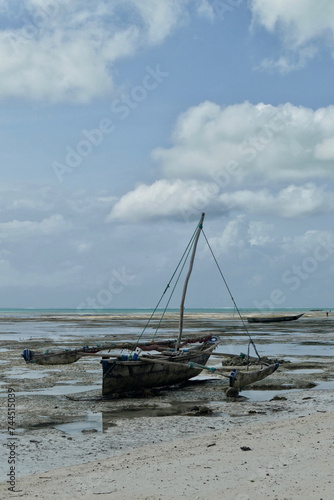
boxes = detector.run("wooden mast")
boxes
[176,212,205,350]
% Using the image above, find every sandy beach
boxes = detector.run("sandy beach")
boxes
[1,311,334,499]
[1,407,333,499]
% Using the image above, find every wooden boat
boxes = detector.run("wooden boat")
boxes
[101,213,279,397]
[226,363,279,397]
[247,313,304,324]
[21,337,213,365]
[101,213,222,396]
[101,337,220,394]
[22,346,103,365]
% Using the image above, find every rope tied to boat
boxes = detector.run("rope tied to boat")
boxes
[202,229,262,364]
[130,223,200,352]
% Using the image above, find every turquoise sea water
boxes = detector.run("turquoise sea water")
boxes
[0,307,323,317]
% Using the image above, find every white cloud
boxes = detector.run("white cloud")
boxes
[206,221,334,269]
[207,217,248,255]
[0,256,83,287]
[108,180,334,222]
[108,179,220,222]
[251,0,334,47]
[248,221,275,246]
[195,0,215,20]
[250,0,334,71]
[0,184,134,300]
[131,0,188,44]
[153,101,334,184]
[281,229,334,255]
[0,0,197,102]
[257,46,317,73]
[1,0,332,100]
[0,214,71,240]
[314,136,334,160]
[108,101,334,223]
[0,185,55,211]
[219,184,334,218]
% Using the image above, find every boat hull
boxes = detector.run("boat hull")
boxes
[247,313,304,324]
[101,338,219,396]
[229,363,279,391]
[22,348,97,365]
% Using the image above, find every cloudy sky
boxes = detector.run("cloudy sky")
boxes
[1,0,334,310]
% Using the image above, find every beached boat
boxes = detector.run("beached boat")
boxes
[101,213,221,395]
[226,363,279,397]
[21,338,210,366]
[101,213,279,397]
[101,339,220,394]
[22,345,103,365]
[247,313,304,324]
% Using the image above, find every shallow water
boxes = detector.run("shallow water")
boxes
[1,310,334,400]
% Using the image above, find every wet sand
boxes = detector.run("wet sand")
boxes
[0,311,334,498]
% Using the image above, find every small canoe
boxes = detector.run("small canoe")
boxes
[247,313,304,323]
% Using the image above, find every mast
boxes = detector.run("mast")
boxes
[176,212,205,350]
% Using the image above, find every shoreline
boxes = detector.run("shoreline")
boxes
[1,406,333,499]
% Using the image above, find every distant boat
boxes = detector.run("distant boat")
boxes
[247,313,304,324]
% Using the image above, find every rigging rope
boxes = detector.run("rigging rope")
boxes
[152,234,196,340]
[202,229,262,362]
[132,224,198,351]
[131,217,262,364]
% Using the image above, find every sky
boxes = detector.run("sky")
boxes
[1,0,334,310]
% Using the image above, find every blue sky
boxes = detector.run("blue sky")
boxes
[1,0,334,310]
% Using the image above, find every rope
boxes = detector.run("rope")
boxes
[152,234,196,339]
[132,224,199,351]
[202,230,262,362]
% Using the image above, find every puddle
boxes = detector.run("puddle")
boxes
[26,384,100,395]
[5,369,50,379]
[241,376,334,401]
[312,379,334,390]
[42,401,222,435]
[240,389,292,402]
[55,379,82,385]
[54,413,102,435]
[290,369,324,374]
[217,342,334,358]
